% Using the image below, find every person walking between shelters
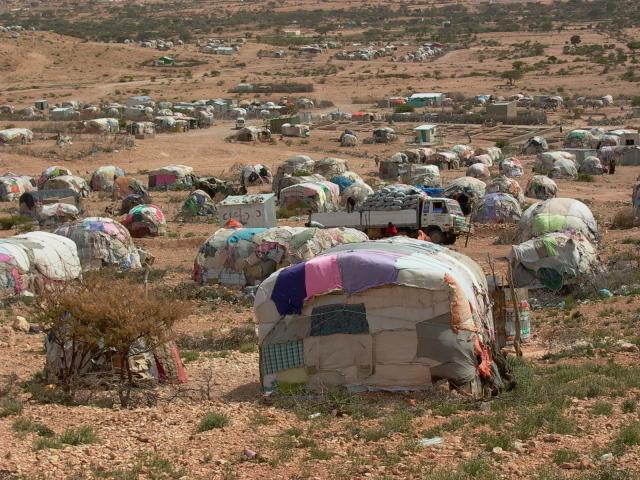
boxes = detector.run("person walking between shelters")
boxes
[609,156,616,175]
[346,197,355,213]
[386,222,398,237]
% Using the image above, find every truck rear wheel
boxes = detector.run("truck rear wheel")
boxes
[444,234,457,245]
[427,227,445,244]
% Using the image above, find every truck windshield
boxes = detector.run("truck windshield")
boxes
[446,200,463,215]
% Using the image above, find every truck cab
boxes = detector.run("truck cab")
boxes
[235,117,245,129]
[421,198,472,245]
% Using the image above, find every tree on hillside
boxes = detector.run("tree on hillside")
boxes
[501,69,523,86]
[570,35,581,46]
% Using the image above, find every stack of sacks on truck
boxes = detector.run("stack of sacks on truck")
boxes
[193,225,368,287]
[359,184,426,211]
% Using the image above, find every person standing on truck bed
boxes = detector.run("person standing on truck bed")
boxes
[386,222,398,237]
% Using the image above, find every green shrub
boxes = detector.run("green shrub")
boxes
[0,397,23,418]
[59,426,98,445]
[197,412,230,432]
[12,418,54,437]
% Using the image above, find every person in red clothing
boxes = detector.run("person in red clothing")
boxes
[385,222,398,237]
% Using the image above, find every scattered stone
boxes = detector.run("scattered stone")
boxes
[542,434,561,443]
[617,341,640,353]
[28,324,42,334]
[513,441,526,454]
[12,316,29,332]
[492,446,503,455]
[560,462,575,470]
[600,453,614,462]
[479,402,491,413]
[0,326,15,346]
[243,448,257,459]
[417,437,443,447]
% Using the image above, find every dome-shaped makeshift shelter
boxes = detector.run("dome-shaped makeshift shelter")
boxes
[340,182,374,209]
[472,193,522,224]
[525,175,557,200]
[0,231,81,298]
[313,157,349,178]
[466,163,490,179]
[273,155,316,194]
[510,232,601,290]
[500,158,524,178]
[487,175,524,204]
[148,165,195,190]
[113,176,149,200]
[90,165,125,192]
[279,182,339,213]
[181,190,216,217]
[522,136,548,155]
[401,165,441,188]
[443,177,486,215]
[54,217,141,271]
[194,226,368,287]
[0,174,35,201]
[577,156,604,175]
[450,145,474,163]
[255,237,504,395]
[516,198,598,243]
[549,158,578,180]
[37,166,73,189]
[563,129,599,149]
[42,175,90,197]
[534,151,576,175]
[38,203,80,227]
[241,164,272,187]
[122,204,166,237]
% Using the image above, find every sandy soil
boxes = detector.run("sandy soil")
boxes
[0,15,639,480]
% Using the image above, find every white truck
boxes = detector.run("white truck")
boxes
[309,197,471,245]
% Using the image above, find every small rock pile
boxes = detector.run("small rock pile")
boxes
[359,185,425,211]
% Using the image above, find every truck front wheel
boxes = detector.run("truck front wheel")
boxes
[426,227,445,244]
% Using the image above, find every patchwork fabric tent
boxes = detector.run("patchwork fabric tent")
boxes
[577,156,604,175]
[516,198,598,244]
[468,154,493,167]
[273,155,316,194]
[330,172,364,192]
[401,165,441,188]
[37,166,73,189]
[510,232,601,289]
[42,175,90,198]
[474,147,502,164]
[181,190,216,217]
[466,163,490,179]
[120,194,148,215]
[122,204,166,237]
[148,165,195,190]
[0,231,81,298]
[634,181,640,219]
[241,164,273,187]
[500,158,524,178]
[313,158,349,178]
[0,174,34,201]
[195,176,246,202]
[55,217,141,271]
[38,203,79,227]
[487,175,524,204]
[379,153,409,180]
[279,182,339,213]
[534,151,576,175]
[450,145,474,162]
[194,226,368,286]
[113,176,149,200]
[525,175,558,200]
[427,151,460,170]
[563,129,598,149]
[84,118,119,134]
[273,174,326,198]
[0,128,33,145]
[90,165,125,191]
[443,177,486,215]
[549,158,578,180]
[340,182,374,209]
[341,133,358,147]
[471,193,522,224]
[255,237,504,395]
[522,136,548,155]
